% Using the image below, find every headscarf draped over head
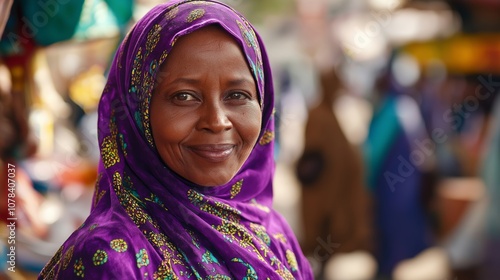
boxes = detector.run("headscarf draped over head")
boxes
[39,0,313,279]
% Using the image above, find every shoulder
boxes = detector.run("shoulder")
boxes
[268,211,314,279]
[38,220,148,279]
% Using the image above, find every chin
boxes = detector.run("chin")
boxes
[195,179,232,188]
[191,173,235,187]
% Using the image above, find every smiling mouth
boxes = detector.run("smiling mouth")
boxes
[188,144,235,162]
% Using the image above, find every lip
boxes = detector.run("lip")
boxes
[187,144,235,162]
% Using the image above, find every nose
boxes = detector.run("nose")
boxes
[196,100,232,133]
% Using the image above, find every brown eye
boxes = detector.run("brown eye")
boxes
[169,92,200,106]
[227,92,250,100]
[173,92,197,101]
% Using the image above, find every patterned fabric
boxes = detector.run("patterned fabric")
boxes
[38,1,312,279]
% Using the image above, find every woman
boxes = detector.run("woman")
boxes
[38,0,313,279]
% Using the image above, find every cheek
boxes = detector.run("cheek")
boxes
[150,100,193,152]
[153,112,194,145]
[236,106,263,146]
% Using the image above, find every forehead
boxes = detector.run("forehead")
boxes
[170,25,239,55]
[161,25,244,64]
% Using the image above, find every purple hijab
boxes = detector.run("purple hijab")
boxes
[39,1,313,279]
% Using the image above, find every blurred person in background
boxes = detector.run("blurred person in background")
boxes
[363,57,438,279]
[38,0,313,279]
[296,66,373,279]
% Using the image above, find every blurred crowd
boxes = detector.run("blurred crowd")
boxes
[1,0,499,279]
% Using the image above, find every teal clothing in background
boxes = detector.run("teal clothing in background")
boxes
[0,0,133,55]
[363,94,433,276]
[363,94,401,191]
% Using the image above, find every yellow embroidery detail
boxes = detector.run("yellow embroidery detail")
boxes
[136,249,150,268]
[276,268,295,280]
[73,258,85,278]
[165,6,179,21]
[101,135,120,168]
[250,223,271,246]
[230,179,243,199]
[110,239,128,252]
[142,97,154,146]
[273,233,288,244]
[188,190,241,222]
[286,250,298,272]
[146,24,162,55]
[154,259,178,280]
[62,245,74,270]
[236,20,256,48]
[259,130,274,145]
[92,250,108,266]
[186,8,205,23]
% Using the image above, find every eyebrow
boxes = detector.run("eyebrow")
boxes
[167,77,256,88]
[226,78,256,88]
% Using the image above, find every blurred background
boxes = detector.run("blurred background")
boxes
[1,0,499,279]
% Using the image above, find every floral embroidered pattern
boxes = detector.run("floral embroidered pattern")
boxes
[259,130,274,145]
[236,20,257,49]
[276,267,295,280]
[130,47,143,94]
[136,249,150,268]
[286,250,298,272]
[101,111,121,169]
[62,245,74,270]
[113,172,155,227]
[128,19,165,147]
[186,8,205,23]
[230,179,243,199]
[101,135,120,168]
[110,239,128,253]
[154,259,178,280]
[147,232,168,248]
[273,233,288,244]
[74,258,85,278]
[188,190,241,222]
[237,18,264,90]
[146,24,162,55]
[216,221,265,262]
[165,6,179,21]
[142,96,154,146]
[250,223,271,246]
[92,250,108,266]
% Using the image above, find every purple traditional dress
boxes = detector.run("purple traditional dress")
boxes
[38,0,313,279]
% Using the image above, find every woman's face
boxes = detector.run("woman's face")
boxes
[150,26,262,187]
